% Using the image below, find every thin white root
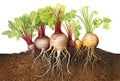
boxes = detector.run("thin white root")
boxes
[31,50,43,69]
[45,45,53,52]
[51,50,64,81]
[31,50,53,78]
[51,50,57,76]
[83,47,105,70]
[33,57,52,78]
[32,62,51,78]
[83,47,96,67]
[29,50,35,58]
[31,47,72,81]
[73,48,83,59]
[64,48,72,76]
[77,49,82,55]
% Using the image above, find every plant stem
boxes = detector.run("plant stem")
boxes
[55,18,61,33]
[37,25,45,37]
[21,34,33,45]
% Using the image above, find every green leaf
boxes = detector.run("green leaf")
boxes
[8,21,17,31]
[103,23,110,30]
[55,3,66,22]
[90,10,98,21]
[32,33,36,38]
[16,34,20,40]
[2,30,16,38]
[65,10,77,22]
[21,14,30,29]
[92,18,102,28]
[78,6,112,32]
[14,18,24,32]
[38,6,55,24]
[103,17,112,23]
[2,30,11,35]
[48,20,54,30]
[71,20,82,39]
[56,3,66,14]
[35,15,41,26]
[30,11,37,26]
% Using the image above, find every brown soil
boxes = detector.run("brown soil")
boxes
[0,47,120,81]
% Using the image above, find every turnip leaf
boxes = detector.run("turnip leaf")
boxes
[77,6,111,33]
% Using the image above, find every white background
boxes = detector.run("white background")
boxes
[0,0,120,54]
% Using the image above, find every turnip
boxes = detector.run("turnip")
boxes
[77,6,111,69]
[43,4,73,79]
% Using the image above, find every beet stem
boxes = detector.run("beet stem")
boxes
[38,25,45,38]
[55,18,61,34]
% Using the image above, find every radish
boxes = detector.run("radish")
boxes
[2,11,37,51]
[77,6,111,69]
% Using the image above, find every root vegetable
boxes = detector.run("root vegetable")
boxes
[77,6,111,69]
[35,36,49,50]
[75,39,82,51]
[31,25,50,77]
[82,33,99,48]
[2,11,37,51]
[64,20,82,53]
[48,21,72,77]
[45,4,72,79]
[28,43,35,50]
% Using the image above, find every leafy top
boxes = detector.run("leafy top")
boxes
[2,11,37,40]
[77,6,111,33]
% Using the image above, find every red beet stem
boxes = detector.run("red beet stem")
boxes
[38,25,45,38]
[55,17,61,34]
[21,34,33,45]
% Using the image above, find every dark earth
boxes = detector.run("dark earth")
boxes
[0,47,120,81]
